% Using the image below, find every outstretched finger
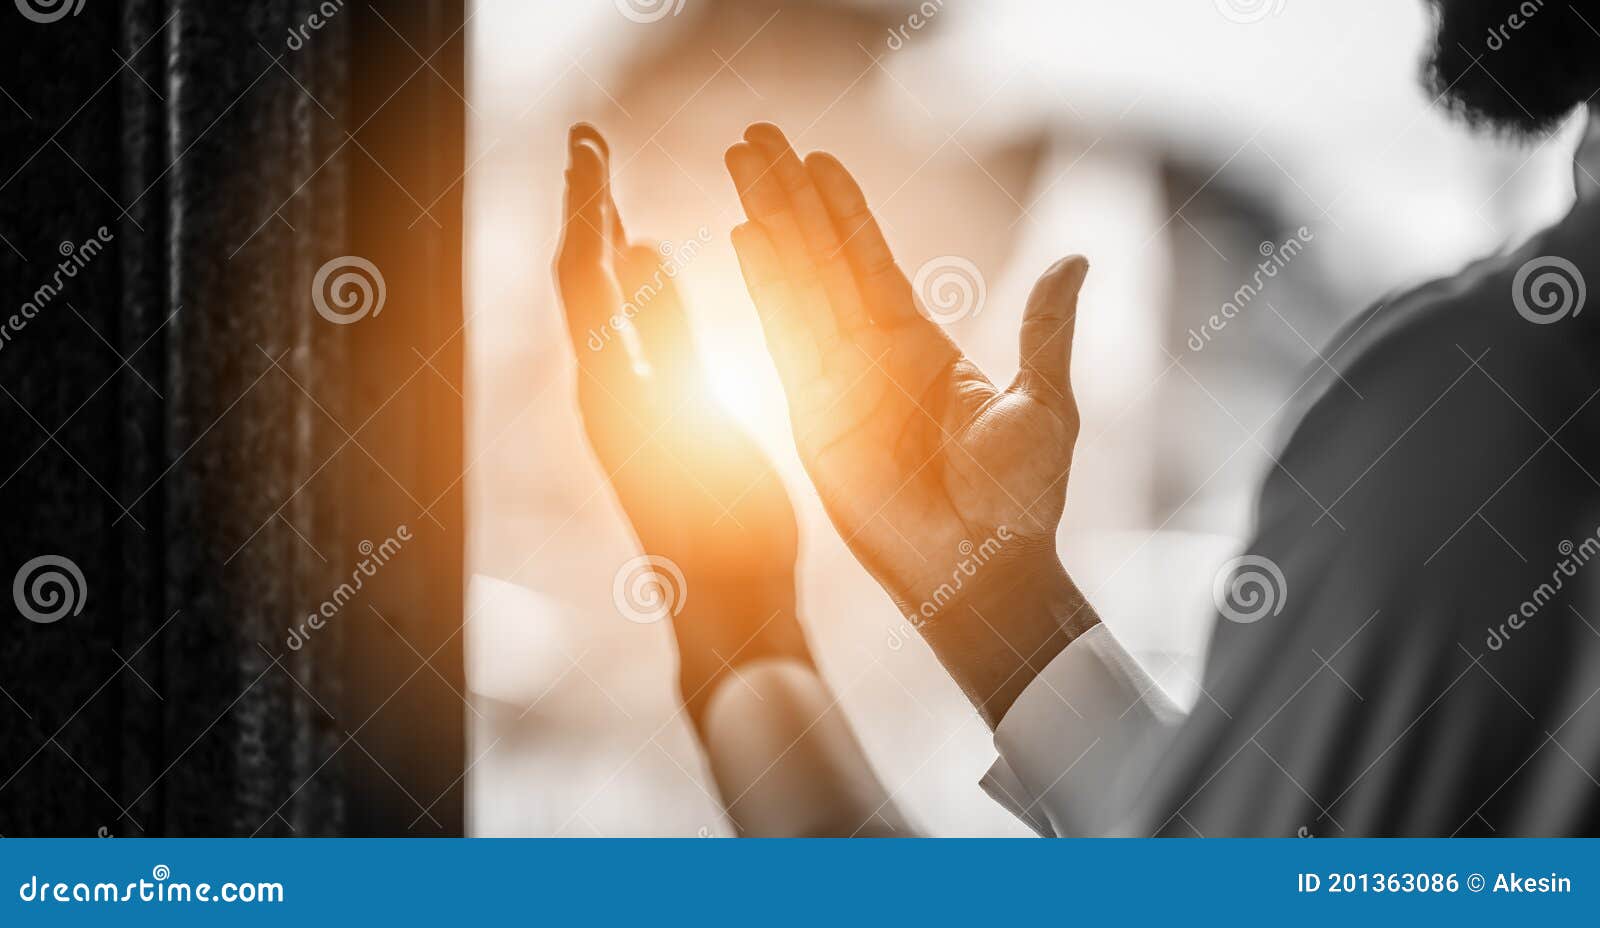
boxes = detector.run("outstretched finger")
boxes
[744,124,870,332]
[1015,255,1089,411]
[555,129,627,376]
[803,151,922,326]
[732,221,820,390]
[726,141,840,351]
[569,122,629,259]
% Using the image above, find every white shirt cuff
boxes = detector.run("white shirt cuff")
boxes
[979,624,1185,837]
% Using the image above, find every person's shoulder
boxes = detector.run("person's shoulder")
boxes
[1304,216,1599,443]
[1259,212,1600,535]
[1344,240,1591,385]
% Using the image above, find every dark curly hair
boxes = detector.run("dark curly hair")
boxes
[1424,0,1600,136]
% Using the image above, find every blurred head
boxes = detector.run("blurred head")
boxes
[1425,1,1600,137]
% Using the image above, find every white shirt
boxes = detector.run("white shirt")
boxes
[980,624,1186,837]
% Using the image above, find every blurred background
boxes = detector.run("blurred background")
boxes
[461,0,1583,836]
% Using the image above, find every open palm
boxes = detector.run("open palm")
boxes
[725,124,1090,628]
[555,126,808,716]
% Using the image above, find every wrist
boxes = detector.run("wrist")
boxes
[673,577,812,729]
[913,551,1099,728]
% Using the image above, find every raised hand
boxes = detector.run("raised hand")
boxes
[555,125,810,721]
[725,123,1099,724]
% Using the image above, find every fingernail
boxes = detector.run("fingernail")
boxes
[745,122,781,143]
[1051,255,1088,276]
[571,122,607,154]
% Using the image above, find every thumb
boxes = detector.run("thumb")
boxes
[1015,255,1089,409]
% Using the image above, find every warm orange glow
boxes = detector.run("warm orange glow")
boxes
[684,275,794,451]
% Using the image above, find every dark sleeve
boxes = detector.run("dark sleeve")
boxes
[1136,270,1600,837]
